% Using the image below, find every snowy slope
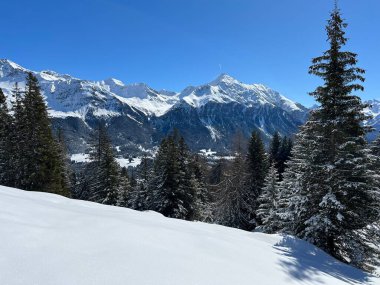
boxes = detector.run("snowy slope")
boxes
[98,79,179,116]
[0,186,377,285]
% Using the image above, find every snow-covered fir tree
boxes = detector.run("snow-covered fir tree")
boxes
[245,131,268,229]
[256,165,280,233]
[214,149,247,229]
[87,124,121,205]
[149,133,196,220]
[117,167,131,207]
[129,155,152,210]
[279,6,380,271]
[191,154,213,222]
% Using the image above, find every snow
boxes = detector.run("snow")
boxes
[0,186,377,285]
[0,60,304,121]
[205,125,221,141]
[199,148,217,156]
[115,93,179,117]
[70,153,90,163]
[179,74,304,112]
[116,157,142,168]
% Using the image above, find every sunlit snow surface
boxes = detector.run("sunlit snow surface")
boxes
[0,186,377,285]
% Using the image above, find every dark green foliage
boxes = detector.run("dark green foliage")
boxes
[87,124,121,205]
[0,88,12,186]
[191,154,213,222]
[149,134,197,220]
[214,150,248,229]
[269,132,292,180]
[279,7,380,271]
[245,131,268,227]
[257,165,280,233]
[130,155,152,210]
[2,74,71,196]
[215,131,268,230]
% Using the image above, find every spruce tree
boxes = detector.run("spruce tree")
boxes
[245,131,268,228]
[277,136,293,180]
[191,154,213,222]
[117,167,131,207]
[149,134,197,220]
[9,83,25,188]
[14,73,70,195]
[214,134,252,229]
[0,88,12,186]
[87,124,120,205]
[52,128,71,197]
[176,137,197,220]
[280,6,380,270]
[130,155,152,210]
[256,165,280,233]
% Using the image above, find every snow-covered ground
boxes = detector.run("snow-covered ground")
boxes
[116,157,142,168]
[0,186,378,285]
[70,154,142,168]
[70,153,90,163]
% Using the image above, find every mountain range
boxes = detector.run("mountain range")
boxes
[0,59,378,155]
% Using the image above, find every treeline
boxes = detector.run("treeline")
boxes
[69,125,292,228]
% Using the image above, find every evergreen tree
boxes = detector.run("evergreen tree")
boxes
[191,154,213,222]
[130,155,152,210]
[87,124,120,205]
[245,131,268,228]
[117,167,131,207]
[256,165,280,233]
[176,137,197,220]
[52,128,71,197]
[215,148,248,229]
[149,134,196,220]
[277,136,293,180]
[13,73,70,195]
[280,6,380,270]
[0,88,12,186]
[9,83,25,188]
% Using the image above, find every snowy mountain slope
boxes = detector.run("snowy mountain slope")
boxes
[0,185,377,285]
[155,75,309,149]
[0,59,176,118]
[98,78,180,116]
[180,73,305,113]
[365,99,380,141]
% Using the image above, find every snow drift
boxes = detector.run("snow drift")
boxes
[0,186,378,285]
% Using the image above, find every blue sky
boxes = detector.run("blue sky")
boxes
[0,0,379,106]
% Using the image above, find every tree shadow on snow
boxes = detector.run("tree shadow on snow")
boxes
[274,235,374,284]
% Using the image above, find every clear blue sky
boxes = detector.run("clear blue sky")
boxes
[1,0,379,106]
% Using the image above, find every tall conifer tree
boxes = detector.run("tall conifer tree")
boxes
[15,73,70,195]
[280,5,379,270]
[0,88,12,186]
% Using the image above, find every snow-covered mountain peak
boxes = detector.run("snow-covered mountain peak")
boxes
[210,73,240,86]
[178,75,305,114]
[0,59,29,78]
[0,59,27,71]
[104,77,125,87]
